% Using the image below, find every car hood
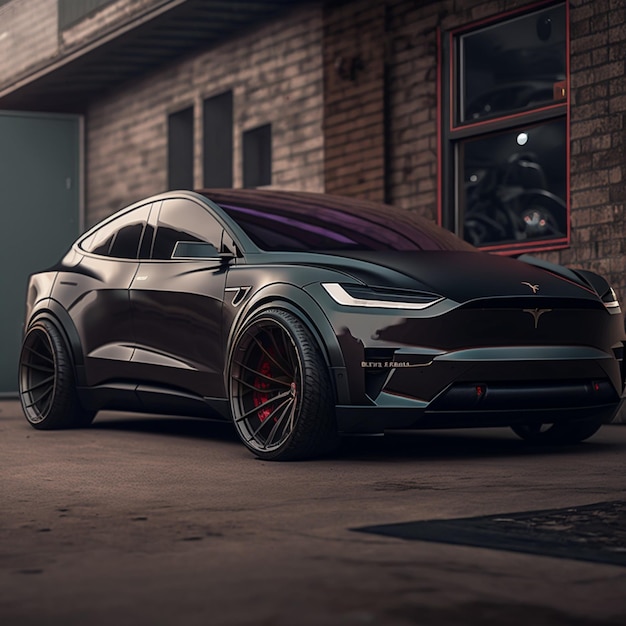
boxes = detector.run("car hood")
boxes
[311,250,600,304]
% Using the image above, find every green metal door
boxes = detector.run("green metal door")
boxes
[0,111,81,395]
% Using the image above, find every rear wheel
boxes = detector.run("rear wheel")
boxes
[228,309,338,461]
[511,418,603,444]
[19,319,95,430]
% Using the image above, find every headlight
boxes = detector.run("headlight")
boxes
[602,287,621,311]
[322,283,443,310]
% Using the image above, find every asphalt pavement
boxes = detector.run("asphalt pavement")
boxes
[1,399,625,626]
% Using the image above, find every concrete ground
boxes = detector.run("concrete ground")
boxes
[1,399,625,626]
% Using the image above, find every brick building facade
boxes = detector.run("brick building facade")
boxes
[85,4,325,222]
[0,0,625,301]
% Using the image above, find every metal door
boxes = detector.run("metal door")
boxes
[0,111,81,394]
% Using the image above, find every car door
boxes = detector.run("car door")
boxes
[129,197,228,398]
[55,203,153,387]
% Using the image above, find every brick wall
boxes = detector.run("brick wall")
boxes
[0,0,57,85]
[385,0,441,216]
[554,0,626,300]
[322,0,386,202]
[85,4,325,224]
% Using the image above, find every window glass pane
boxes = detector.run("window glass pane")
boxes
[152,199,223,260]
[58,0,115,30]
[203,91,233,187]
[214,194,474,252]
[461,118,567,248]
[109,223,144,259]
[243,124,272,188]
[168,107,194,190]
[85,227,115,256]
[80,204,150,258]
[459,4,566,123]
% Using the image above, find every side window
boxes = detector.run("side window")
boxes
[151,199,223,260]
[83,223,116,256]
[109,223,144,258]
[80,204,151,258]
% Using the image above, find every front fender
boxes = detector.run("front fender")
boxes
[224,283,350,404]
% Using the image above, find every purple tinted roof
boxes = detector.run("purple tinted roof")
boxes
[199,189,475,253]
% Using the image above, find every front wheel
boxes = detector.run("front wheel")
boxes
[228,309,339,461]
[511,417,603,445]
[19,319,95,430]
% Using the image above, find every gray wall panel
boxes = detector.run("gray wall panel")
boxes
[0,111,81,394]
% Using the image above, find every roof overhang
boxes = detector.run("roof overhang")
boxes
[0,0,303,113]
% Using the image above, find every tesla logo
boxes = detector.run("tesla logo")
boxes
[521,282,540,293]
[523,308,552,328]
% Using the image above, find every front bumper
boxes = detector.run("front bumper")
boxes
[334,345,624,433]
[336,396,622,434]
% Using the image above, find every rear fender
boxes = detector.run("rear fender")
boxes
[26,299,87,386]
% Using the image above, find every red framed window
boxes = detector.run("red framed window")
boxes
[439,1,569,254]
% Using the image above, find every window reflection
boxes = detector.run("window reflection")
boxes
[152,199,223,260]
[461,119,567,248]
[460,4,566,123]
[80,204,151,259]
[215,193,475,253]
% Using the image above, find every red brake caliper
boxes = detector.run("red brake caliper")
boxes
[253,356,273,422]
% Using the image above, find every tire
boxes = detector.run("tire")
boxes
[511,418,603,445]
[19,319,95,430]
[228,309,339,461]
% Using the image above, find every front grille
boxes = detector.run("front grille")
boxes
[374,306,613,352]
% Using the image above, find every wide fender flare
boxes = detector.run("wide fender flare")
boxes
[25,298,88,386]
[224,283,350,404]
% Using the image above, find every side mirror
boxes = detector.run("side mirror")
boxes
[218,251,236,262]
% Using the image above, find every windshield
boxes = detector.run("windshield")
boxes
[203,190,475,253]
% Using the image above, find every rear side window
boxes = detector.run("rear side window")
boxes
[80,204,151,258]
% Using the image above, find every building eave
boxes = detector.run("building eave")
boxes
[0,0,304,113]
